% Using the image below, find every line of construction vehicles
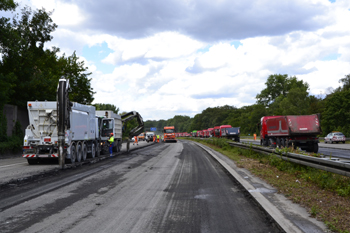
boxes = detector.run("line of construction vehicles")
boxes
[22,79,144,165]
[177,114,322,153]
[22,78,322,165]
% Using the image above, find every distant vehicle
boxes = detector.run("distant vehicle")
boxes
[145,132,155,143]
[207,128,214,137]
[163,126,177,143]
[259,114,322,153]
[324,132,346,144]
[138,133,145,141]
[221,127,240,142]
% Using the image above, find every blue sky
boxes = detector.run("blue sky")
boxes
[82,42,115,74]
[15,0,350,120]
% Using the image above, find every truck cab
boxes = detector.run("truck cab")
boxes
[163,126,177,143]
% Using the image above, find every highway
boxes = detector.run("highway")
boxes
[0,140,326,232]
[241,139,350,159]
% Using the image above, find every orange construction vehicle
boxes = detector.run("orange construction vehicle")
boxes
[163,126,177,143]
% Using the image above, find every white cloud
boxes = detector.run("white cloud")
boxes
[7,0,350,120]
[30,0,85,26]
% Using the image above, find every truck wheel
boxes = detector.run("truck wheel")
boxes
[281,139,286,148]
[27,159,38,165]
[69,144,76,164]
[343,141,345,144]
[276,138,281,148]
[82,143,87,161]
[76,143,82,162]
[90,143,96,158]
[96,143,100,157]
[313,143,319,153]
[268,139,275,148]
[118,141,122,152]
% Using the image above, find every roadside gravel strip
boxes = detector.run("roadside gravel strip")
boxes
[192,141,327,233]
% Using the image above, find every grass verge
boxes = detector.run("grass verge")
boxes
[181,137,350,233]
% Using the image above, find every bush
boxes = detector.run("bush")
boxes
[0,120,23,155]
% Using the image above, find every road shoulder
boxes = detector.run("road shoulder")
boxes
[192,141,328,233]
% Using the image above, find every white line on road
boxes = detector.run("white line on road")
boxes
[0,162,27,168]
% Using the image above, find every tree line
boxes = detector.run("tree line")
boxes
[145,74,350,137]
[0,1,95,149]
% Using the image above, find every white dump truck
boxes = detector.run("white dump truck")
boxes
[23,101,100,164]
[96,110,122,154]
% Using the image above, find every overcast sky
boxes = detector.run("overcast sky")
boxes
[10,0,350,120]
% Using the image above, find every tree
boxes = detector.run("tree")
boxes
[322,90,350,136]
[337,74,350,92]
[256,74,309,106]
[94,103,119,114]
[0,6,94,106]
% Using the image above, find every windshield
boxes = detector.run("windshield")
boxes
[334,133,344,136]
[164,129,174,133]
[102,119,113,136]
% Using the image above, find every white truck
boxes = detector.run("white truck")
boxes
[145,132,155,143]
[95,110,122,154]
[23,101,100,164]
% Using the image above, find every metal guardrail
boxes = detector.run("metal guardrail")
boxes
[228,141,350,178]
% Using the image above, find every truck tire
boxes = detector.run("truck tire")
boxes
[118,141,123,152]
[268,138,275,148]
[89,142,96,158]
[27,158,38,165]
[82,143,87,161]
[313,143,319,153]
[76,143,82,162]
[276,138,281,148]
[96,143,101,157]
[281,139,286,148]
[68,144,76,164]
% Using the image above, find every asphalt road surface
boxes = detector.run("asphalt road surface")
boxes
[0,140,280,233]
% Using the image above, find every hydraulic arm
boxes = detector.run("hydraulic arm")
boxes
[121,111,144,138]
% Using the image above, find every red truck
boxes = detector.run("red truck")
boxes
[202,129,208,138]
[259,114,322,153]
[208,128,214,137]
[213,126,220,138]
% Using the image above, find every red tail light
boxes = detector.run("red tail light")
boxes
[44,138,51,142]
[23,146,31,149]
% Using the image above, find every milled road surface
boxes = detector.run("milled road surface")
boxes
[0,140,279,233]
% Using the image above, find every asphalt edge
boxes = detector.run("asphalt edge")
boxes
[192,141,303,233]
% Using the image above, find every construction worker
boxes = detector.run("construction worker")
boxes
[157,135,160,143]
[153,134,156,142]
[133,136,138,145]
[108,133,114,157]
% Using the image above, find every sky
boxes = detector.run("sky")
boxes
[6,0,350,120]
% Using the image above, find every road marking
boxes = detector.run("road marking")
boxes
[0,162,27,168]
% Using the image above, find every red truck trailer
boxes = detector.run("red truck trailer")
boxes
[208,128,214,137]
[259,114,322,153]
[202,129,208,138]
[220,125,232,137]
[213,126,220,138]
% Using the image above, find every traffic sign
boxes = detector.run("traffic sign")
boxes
[150,127,156,131]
